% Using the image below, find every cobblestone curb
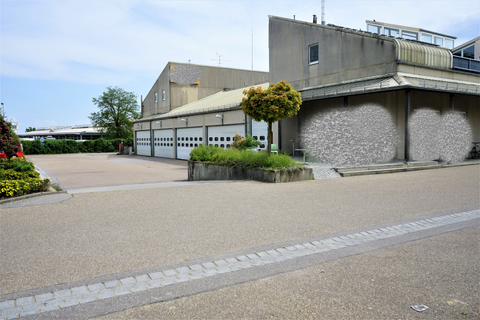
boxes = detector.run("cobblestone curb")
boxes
[1,208,478,319]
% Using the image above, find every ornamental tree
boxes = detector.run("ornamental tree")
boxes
[0,114,22,158]
[89,87,141,139]
[241,80,302,154]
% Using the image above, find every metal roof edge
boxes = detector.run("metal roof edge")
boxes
[299,73,397,92]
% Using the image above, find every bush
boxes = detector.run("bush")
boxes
[189,145,302,170]
[0,157,49,198]
[189,144,223,162]
[230,133,261,150]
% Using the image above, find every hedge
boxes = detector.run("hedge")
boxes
[21,138,134,155]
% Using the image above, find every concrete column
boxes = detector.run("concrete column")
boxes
[404,89,411,162]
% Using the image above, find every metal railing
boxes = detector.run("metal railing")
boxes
[453,56,480,73]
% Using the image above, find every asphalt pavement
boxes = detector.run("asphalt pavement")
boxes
[1,154,479,319]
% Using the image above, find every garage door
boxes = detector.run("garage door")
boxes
[176,127,203,160]
[136,131,151,156]
[154,129,174,158]
[207,124,245,148]
[251,120,268,150]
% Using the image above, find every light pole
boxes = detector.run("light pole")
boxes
[1,103,4,118]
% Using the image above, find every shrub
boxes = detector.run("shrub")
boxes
[230,132,261,150]
[0,157,35,171]
[189,145,302,170]
[22,138,125,155]
[189,144,223,162]
[0,114,22,158]
[0,178,50,198]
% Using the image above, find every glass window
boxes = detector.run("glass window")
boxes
[220,137,224,141]
[162,90,166,101]
[194,137,198,141]
[190,143,193,147]
[178,143,180,146]
[367,24,381,34]
[402,30,418,40]
[181,137,184,141]
[444,39,454,49]
[434,37,443,46]
[463,45,474,59]
[384,27,399,37]
[260,136,265,140]
[215,137,218,141]
[154,92,158,102]
[253,136,258,140]
[421,34,432,43]
[199,137,203,141]
[209,137,213,141]
[220,144,225,148]
[226,137,231,141]
[195,144,198,147]
[190,137,193,141]
[309,44,319,64]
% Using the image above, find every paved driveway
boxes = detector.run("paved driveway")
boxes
[0,155,479,319]
[27,153,188,189]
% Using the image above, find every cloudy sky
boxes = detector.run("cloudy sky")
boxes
[1,0,479,133]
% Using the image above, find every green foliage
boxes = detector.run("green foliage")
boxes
[21,138,128,155]
[189,145,302,170]
[189,144,223,162]
[230,132,261,150]
[25,127,36,132]
[0,157,49,198]
[89,86,141,139]
[0,114,22,158]
[241,80,302,154]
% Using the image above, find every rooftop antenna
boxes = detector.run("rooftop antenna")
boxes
[210,53,230,66]
[321,0,326,25]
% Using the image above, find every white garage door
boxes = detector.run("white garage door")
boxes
[207,124,245,148]
[154,129,174,158]
[176,127,203,160]
[136,131,151,156]
[251,120,268,150]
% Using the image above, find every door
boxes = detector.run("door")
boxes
[153,129,174,158]
[251,120,268,150]
[136,131,151,156]
[176,127,203,160]
[207,124,245,148]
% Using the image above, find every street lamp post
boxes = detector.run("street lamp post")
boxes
[1,103,4,117]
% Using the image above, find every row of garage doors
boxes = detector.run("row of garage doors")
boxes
[136,122,268,160]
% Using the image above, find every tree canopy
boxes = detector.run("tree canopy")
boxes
[241,80,302,153]
[0,114,22,158]
[89,87,141,139]
[25,127,36,132]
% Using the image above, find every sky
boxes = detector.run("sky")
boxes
[1,0,479,133]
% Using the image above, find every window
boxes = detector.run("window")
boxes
[367,24,381,34]
[444,39,454,49]
[421,33,432,43]
[463,45,475,59]
[154,92,158,102]
[162,90,166,101]
[402,30,418,40]
[384,27,399,37]
[434,37,443,46]
[309,44,319,64]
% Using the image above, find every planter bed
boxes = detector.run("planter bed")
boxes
[188,160,313,183]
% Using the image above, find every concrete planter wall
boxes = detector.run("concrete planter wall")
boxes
[188,161,313,183]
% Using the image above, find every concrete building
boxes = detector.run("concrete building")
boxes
[268,15,480,161]
[134,62,269,158]
[17,124,104,141]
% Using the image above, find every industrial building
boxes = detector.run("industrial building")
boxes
[17,124,103,141]
[133,62,269,159]
[268,15,480,161]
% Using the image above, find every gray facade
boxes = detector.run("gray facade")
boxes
[269,15,480,162]
[142,62,269,119]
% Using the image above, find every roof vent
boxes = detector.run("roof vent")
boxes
[313,15,317,24]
